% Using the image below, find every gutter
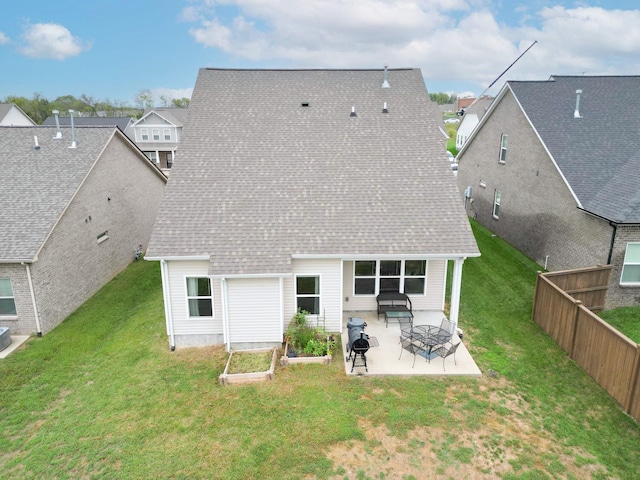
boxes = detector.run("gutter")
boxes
[221,278,231,352]
[607,221,618,265]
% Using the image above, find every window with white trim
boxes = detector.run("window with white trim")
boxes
[141,129,149,141]
[163,129,171,141]
[620,243,640,285]
[499,133,508,163]
[144,151,158,163]
[296,275,320,315]
[354,260,376,295]
[493,190,501,219]
[186,277,213,317]
[152,129,160,141]
[353,260,427,296]
[0,278,17,316]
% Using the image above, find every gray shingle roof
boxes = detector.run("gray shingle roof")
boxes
[140,108,188,126]
[509,76,640,223]
[0,126,116,261]
[147,68,479,274]
[42,116,133,132]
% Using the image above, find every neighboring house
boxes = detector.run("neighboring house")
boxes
[145,68,480,351]
[42,114,134,133]
[0,126,167,336]
[456,97,476,113]
[455,96,493,150]
[126,108,188,171]
[457,75,640,309]
[0,103,36,126]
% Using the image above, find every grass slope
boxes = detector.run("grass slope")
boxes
[1,225,639,479]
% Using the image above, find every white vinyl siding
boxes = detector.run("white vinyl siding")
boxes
[344,260,444,311]
[226,278,281,344]
[285,259,342,332]
[166,260,222,336]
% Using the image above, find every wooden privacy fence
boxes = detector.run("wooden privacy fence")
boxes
[532,266,640,422]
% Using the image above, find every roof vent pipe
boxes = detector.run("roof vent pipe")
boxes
[382,65,390,88]
[574,89,582,118]
[68,109,77,148]
[52,110,62,139]
[382,102,388,113]
[350,106,357,117]
[34,136,40,150]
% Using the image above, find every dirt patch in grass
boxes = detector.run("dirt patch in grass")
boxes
[325,376,610,479]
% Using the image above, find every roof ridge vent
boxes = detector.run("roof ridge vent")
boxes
[574,89,583,118]
[382,65,390,88]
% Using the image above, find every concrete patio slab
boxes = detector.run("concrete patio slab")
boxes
[0,335,30,359]
[341,311,482,377]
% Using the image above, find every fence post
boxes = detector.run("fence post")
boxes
[568,300,582,359]
[625,345,640,414]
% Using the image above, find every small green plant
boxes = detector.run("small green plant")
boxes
[286,310,333,356]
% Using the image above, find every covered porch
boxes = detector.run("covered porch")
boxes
[340,311,481,377]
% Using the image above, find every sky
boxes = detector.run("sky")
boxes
[1,0,639,105]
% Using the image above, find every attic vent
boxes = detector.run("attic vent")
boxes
[382,65,390,88]
[301,101,310,107]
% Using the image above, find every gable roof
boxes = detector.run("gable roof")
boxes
[0,126,164,262]
[42,115,134,132]
[147,68,479,274]
[137,108,188,127]
[0,103,36,126]
[508,76,640,223]
[459,76,640,224]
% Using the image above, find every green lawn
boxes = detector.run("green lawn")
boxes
[599,307,640,343]
[1,222,639,479]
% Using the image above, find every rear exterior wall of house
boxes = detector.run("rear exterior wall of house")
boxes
[608,225,640,309]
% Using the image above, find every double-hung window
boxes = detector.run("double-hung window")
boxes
[354,260,427,295]
[186,277,213,317]
[493,190,501,219]
[0,278,17,316]
[152,129,160,141]
[163,129,171,141]
[296,276,320,315]
[499,134,508,163]
[141,129,149,141]
[620,243,640,285]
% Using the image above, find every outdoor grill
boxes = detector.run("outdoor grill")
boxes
[346,317,369,372]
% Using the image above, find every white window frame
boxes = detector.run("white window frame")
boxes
[620,242,640,286]
[353,260,427,296]
[185,277,214,318]
[295,275,321,315]
[499,133,508,163]
[163,129,171,141]
[140,128,149,141]
[145,151,158,164]
[152,129,160,141]
[493,190,501,219]
[0,278,17,317]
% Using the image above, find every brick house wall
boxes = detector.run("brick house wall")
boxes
[0,264,37,334]
[608,226,640,308]
[457,89,612,271]
[7,133,166,335]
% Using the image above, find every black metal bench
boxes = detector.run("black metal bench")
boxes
[376,292,413,326]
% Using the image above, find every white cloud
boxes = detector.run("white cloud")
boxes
[0,32,9,44]
[152,87,194,102]
[19,23,91,60]
[182,1,640,94]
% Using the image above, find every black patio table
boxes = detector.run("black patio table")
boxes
[410,325,451,360]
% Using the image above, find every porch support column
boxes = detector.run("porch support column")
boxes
[449,258,465,327]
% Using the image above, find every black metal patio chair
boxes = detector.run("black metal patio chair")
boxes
[431,341,460,371]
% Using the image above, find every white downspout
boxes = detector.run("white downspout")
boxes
[279,277,284,342]
[449,258,465,329]
[221,278,231,351]
[24,263,42,336]
[160,260,175,351]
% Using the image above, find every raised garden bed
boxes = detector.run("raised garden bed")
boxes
[280,338,333,366]
[219,347,278,386]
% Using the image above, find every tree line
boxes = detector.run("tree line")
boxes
[1,89,190,125]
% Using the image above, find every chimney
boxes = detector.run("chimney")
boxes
[574,89,582,119]
[382,65,390,88]
[68,109,77,148]
[52,110,62,139]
